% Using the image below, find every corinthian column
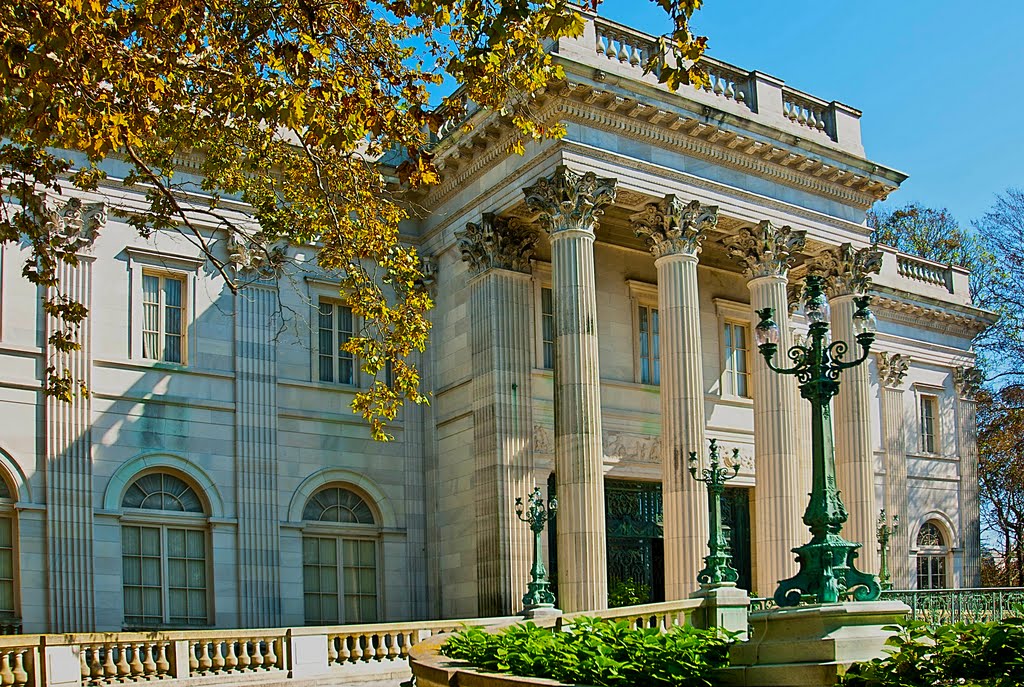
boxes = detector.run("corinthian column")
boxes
[631,196,718,599]
[725,221,806,597]
[524,166,616,612]
[816,243,883,574]
[456,214,539,615]
[878,353,911,588]
[954,366,983,587]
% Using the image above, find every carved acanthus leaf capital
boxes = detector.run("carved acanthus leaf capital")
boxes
[877,352,911,389]
[522,165,616,236]
[41,196,106,254]
[228,234,287,277]
[724,220,807,279]
[811,243,883,298]
[456,213,538,275]
[630,195,718,259]
[953,366,983,401]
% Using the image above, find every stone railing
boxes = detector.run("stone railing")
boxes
[594,21,659,71]
[561,598,705,630]
[881,587,1024,625]
[896,254,952,290]
[701,58,753,108]
[781,88,834,137]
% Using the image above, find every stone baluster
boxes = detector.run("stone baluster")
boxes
[456,213,539,616]
[115,644,131,679]
[265,637,279,669]
[10,652,26,687]
[525,165,617,612]
[878,352,911,588]
[631,196,719,599]
[725,221,807,597]
[236,641,251,671]
[129,644,144,676]
[155,644,170,676]
[954,366,983,587]
[102,642,118,680]
[814,243,884,573]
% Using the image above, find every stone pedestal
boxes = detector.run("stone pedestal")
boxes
[690,585,751,641]
[632,196,718,600]
[525,166,616,613]
[725,601,910,687]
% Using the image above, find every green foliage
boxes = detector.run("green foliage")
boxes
[442,616,733,687]
[607,579,651,607]
[841,613,1024,687]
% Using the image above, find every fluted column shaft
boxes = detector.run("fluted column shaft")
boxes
[747,275,804,595]
[550,227,607,612]
[956,387,981,586]
[830,294,879,573]
[467,269,535,615]
[234,284,282,627]
[880,383,910,588]
[656,252,708,599]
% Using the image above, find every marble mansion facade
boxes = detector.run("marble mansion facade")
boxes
[0,14,995,632]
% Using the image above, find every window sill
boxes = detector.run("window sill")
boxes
[712,394,754,408]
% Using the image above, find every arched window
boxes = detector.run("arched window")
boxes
[302,486,379,625]
[121,472,209,628]
[916,521,949,590]
[0,477,17,627]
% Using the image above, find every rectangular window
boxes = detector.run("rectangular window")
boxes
[0,517,14,615]
[123,525,207,627]
[638,305,660,385]
[318,300,355,385]
[920,395,938,453]
[303,537,378,625]
[541,287,554,370]
[142,272,185,363]
[723,321,752,398]
[917,555,947,590]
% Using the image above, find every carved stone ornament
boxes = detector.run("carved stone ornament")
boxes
[724,220,807,279]
[416,255,438,290]
[812,243,883,298]
[787,275,805,315]
[228,234,287,277]
[522,165,617,236]
[456,213,538,275]
[41,196,106,254]
[629,195,719,259]
[953,366,983,401]
[876,352,910,389]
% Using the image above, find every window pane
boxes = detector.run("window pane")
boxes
[164,278,182,308]
[143,275,160,303]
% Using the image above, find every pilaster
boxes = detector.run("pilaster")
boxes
[877,352,911,588]
[234,274,282,627]
[456,214,538,615]
[631,195,718,599]
[953,366,982,587]
[725,220,806,597]
[43,197,104,632]
[816,243,883,573]
[524,165,615,612]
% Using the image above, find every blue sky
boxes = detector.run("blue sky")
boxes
[596,0,1024,228]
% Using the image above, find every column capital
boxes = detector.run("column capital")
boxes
[42,195,106,254]
[724,221,806,280]
[630,195,718,259]
[877,352,911,389]
[953,366,983,401]
[809,243,883,298]
[523,165,616,236]
[457,213,538,275]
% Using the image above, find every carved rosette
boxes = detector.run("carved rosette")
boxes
[812,243,883,298]
[456,213,538,275]
[877,352,911,389]
[629,195,718,259]
[522,165,616,236]
[724,220,807,279]
[953,366,983,401]
[42,196,107,254]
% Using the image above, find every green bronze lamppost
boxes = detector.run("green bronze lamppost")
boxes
[515,486,558,609]
[689,439,742,587]
[755,274,882,606]
[876,510,899,591]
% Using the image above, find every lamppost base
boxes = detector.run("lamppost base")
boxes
[774,534,881,607]
[521,604,562,621]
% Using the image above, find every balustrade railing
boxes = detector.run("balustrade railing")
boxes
[701,59,752,109]
[896,255,951,290]
[563,599,703,631]
[594,22,658,71]
[323,619,472,667]
[782,89,833,137]
[0,639,35,687]
[881,587,1024,625]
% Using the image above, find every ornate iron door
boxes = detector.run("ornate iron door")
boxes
[722,487,752,592]
[605,479,664,605]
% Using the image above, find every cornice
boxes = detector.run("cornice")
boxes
[870,288,997,339]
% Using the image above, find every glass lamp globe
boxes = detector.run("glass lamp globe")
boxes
[853,308,877,336]
[755,319,780,347]
[805,296,831,325]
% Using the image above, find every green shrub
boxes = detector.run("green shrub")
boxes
[840,614,1024,687]
[441,616,733,687]
[607,579,652,608]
